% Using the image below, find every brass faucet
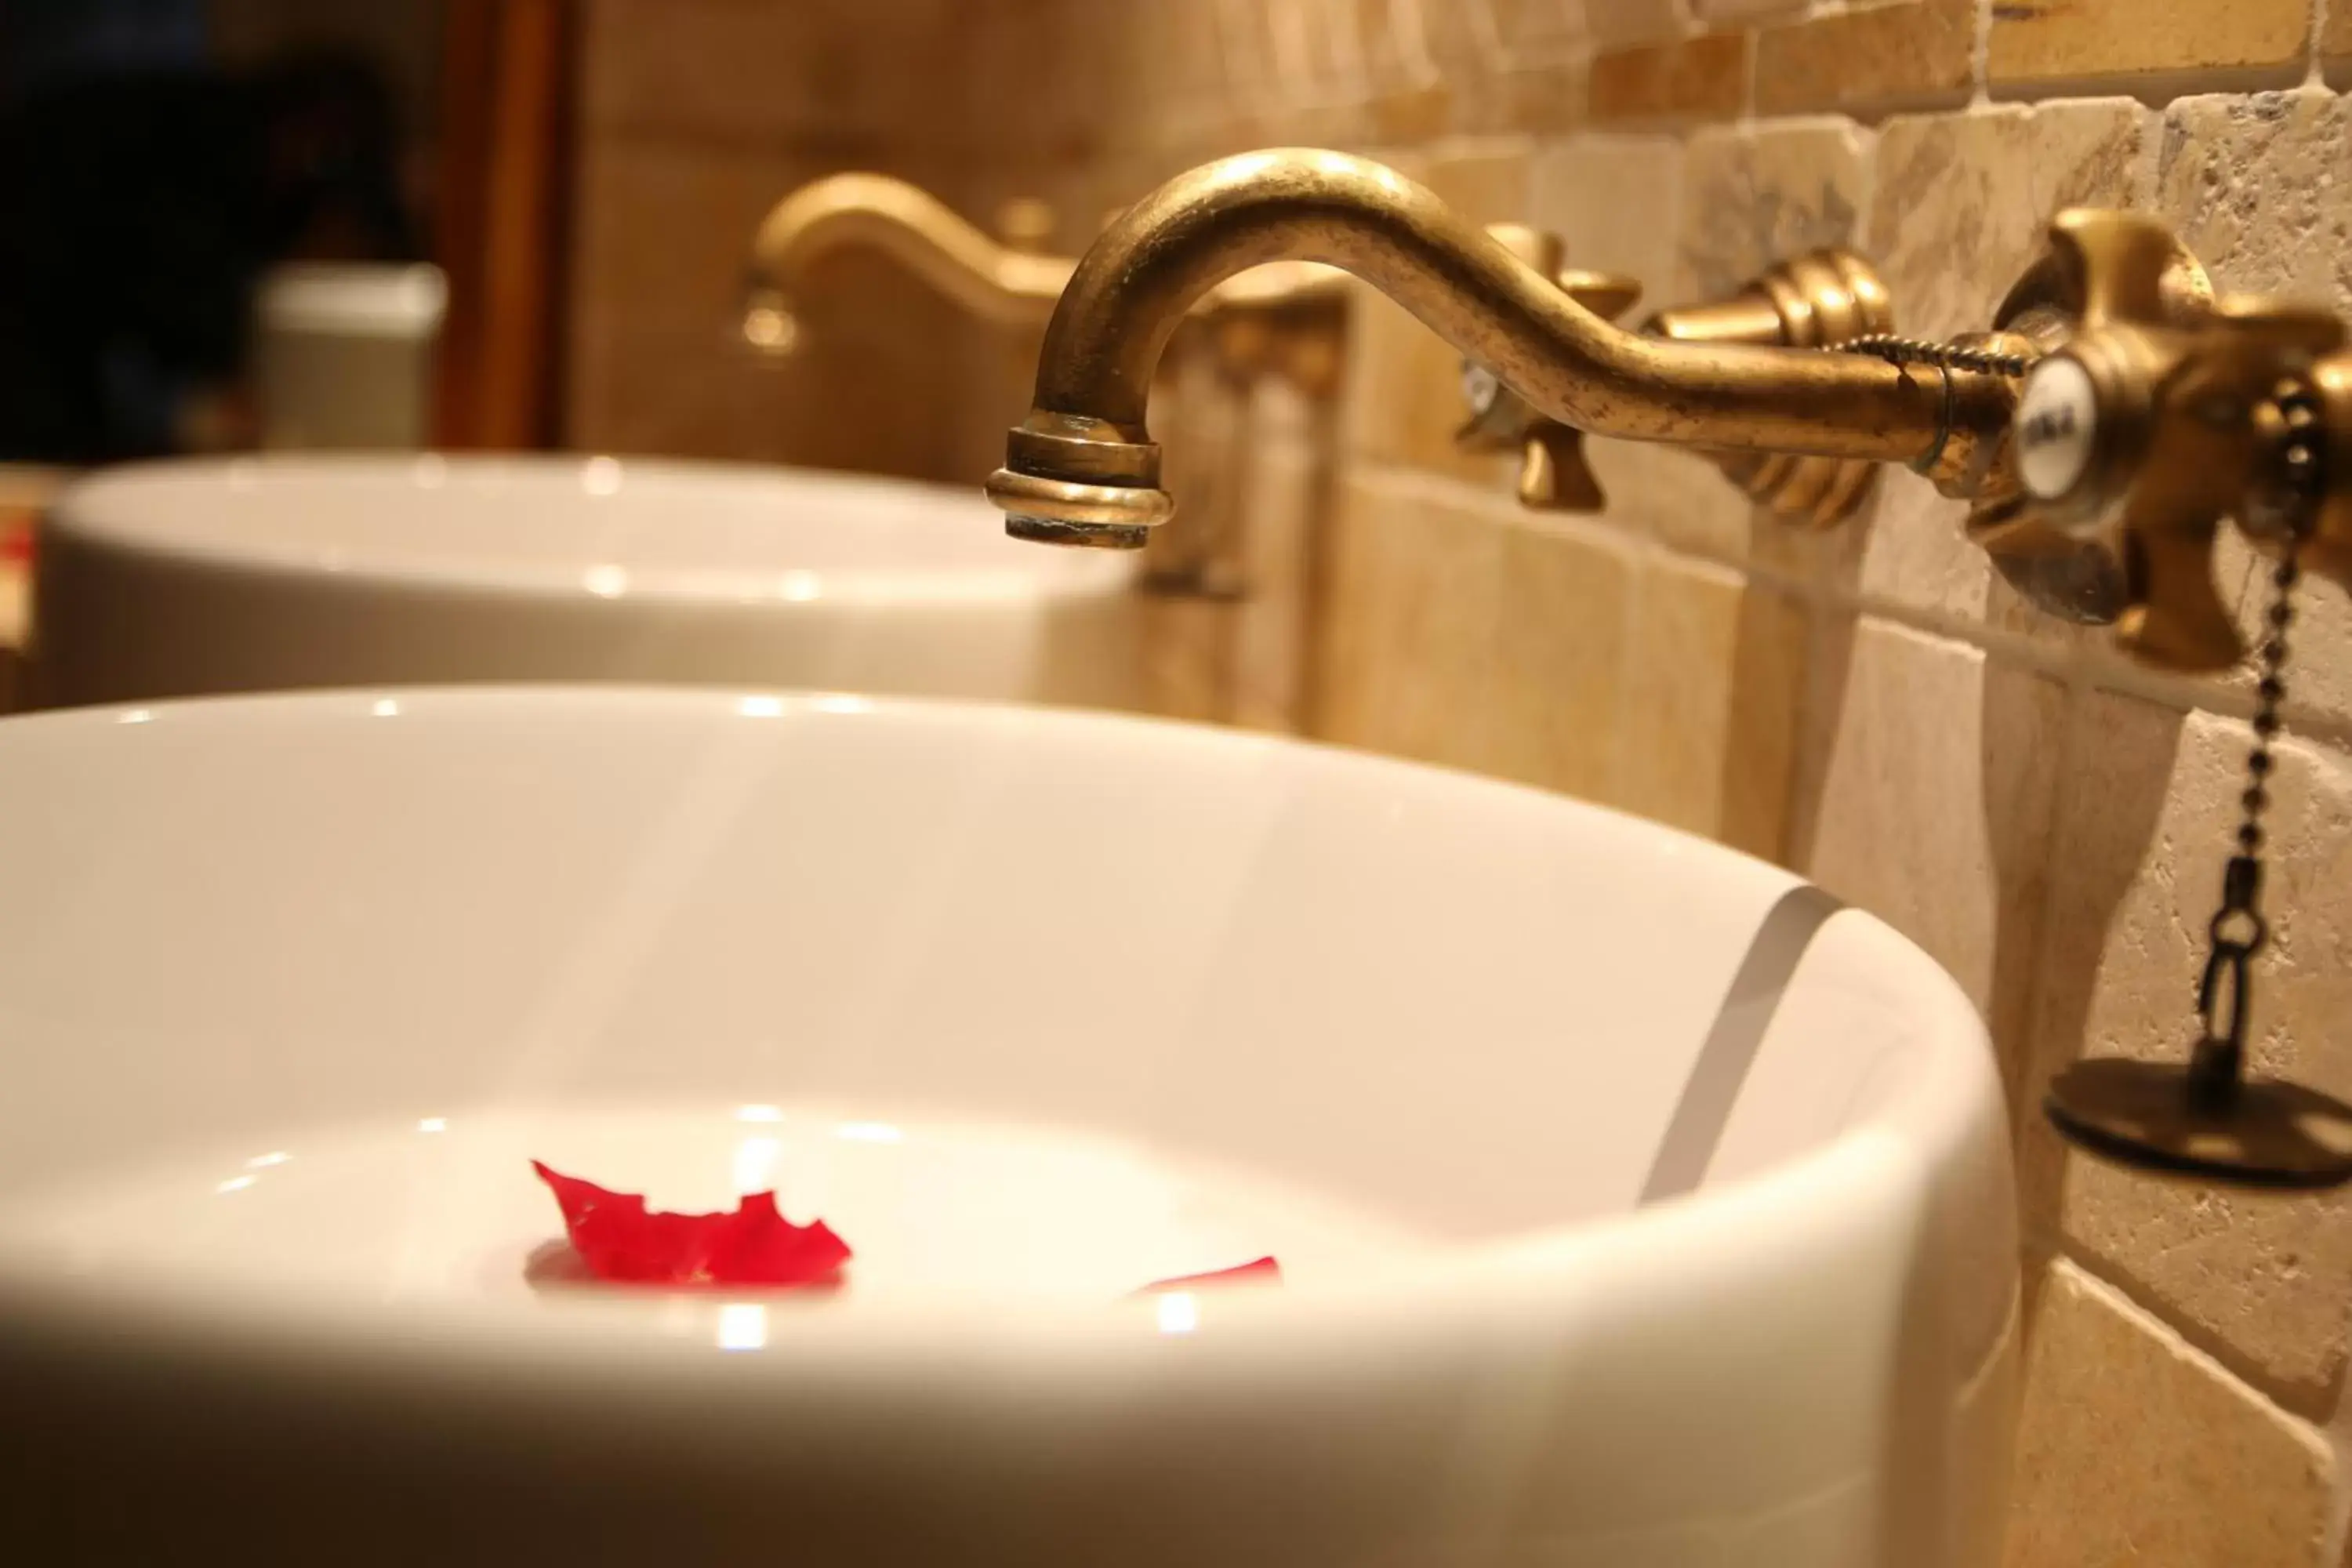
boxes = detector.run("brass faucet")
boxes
[985,150,2015,546]
[742,173,1076,347]
[742,172,1355,379]
[984,149,2352,674]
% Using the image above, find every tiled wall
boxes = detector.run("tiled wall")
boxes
[571,2,2352,1563]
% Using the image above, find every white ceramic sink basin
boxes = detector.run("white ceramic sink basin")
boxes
[30,455,1141,709]
[0,689,2015,1565]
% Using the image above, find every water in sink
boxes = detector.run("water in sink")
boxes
[0,1103,1428,1310]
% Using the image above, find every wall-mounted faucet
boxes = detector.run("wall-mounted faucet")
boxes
[986,147,2352,1189]
[742,173,1076,347]
[984,149,2352,680]
[741,172,1353,383]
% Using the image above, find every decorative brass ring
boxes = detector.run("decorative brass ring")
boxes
[984,467,1174,549]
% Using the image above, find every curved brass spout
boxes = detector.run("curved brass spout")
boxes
[746,173,1076,337]
[987,149,2020,546]
[745,172,1356,357]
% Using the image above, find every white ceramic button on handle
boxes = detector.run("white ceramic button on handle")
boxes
[2016,357,2100,502]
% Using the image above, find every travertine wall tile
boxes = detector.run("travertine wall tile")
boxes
[1989,0,2310,93]
[2328,4,2352,65]
[1483,507,1637,798]
[2027,699,2352,1410]
[1229,395,1334,733]
[1590,33,1748,127]
[567,138,967,475]
[1693,0,1802,22]
[1671,120,1875,579]
[1860,102,2147,635]
[1528,132,1686,299]
[1617,553,1808,859]
[2155,92,2352,731]
[581,0,963,153]
[1794,620,2066,1093]
[2005,1259,2336,1568]
[1679,119,1875,346]
[1314,476,1504,770]
[1581,0,1687,49]
[1753,0,1974,119]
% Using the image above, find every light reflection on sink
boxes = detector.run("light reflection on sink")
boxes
[0,688,2015,1564]
[30,454,1141,710]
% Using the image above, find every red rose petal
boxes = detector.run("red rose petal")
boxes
[1138,1256,1283,1293]
[531,1160,851,1289]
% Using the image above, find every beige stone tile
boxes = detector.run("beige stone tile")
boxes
[1476,0,1591,60]
[1229,398,1335,734]
[566,135,971,476]
[1792,619,2066,1097]
[1469,58,1590,136]
[1243,0,1377,144]
[1989,0,2310,92]
[1312,477,1504,771]
[566,319,956,479]
[1753,0,1975,118]
[1581,0,1690,49]
[2024,698,2352,1412]
[2005,1259,2335,1568]
[2156,93,2352,311]
[1617,554,1809,859]
[1860,102,2148,638]
[1340,149,1535,486]
[2153,93,2352,731]
[1134,594,1239,724]
[1348,0,1454,140]
[1693,0,1803,20]
[1678,118,1874,307]
[1584,438,1762,561]
[1528,133,1686,299]
[1589,32,1748,127]
[580,0,963,154]
[1667,121,1876,580]
[1483,508,1638,800]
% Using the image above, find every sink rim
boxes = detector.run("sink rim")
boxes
[44,453,1139,609]
[0,684,2002,1383]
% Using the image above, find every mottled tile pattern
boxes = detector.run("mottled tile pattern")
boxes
[1752,0,1976,118]
[2005,1260,2336,1568]
[1589,32,1748,125]
[2156,93,2352,735]
[2028,700,2352,1412]
[1989,0,2311,91]
[1616,553,1807,858]
[1795,618,2067,1095]
[1860,102,2148,635]
[1483,505,1637,796]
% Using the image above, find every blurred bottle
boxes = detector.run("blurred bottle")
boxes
[252,260,445,448]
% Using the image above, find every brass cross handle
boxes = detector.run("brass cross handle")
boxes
[2012,209,2348,670]
[1453,225,1642,511]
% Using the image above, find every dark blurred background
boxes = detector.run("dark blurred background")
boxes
[0,0,445,463]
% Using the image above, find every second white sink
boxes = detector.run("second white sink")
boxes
[30,455,1142,709]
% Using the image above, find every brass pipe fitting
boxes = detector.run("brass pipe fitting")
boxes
[1646,249,1896,528]
[986,149,2016,548]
